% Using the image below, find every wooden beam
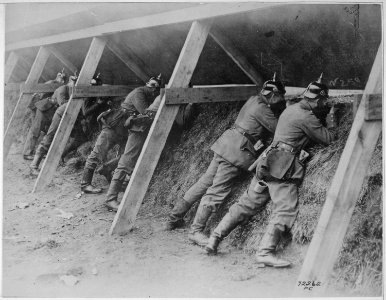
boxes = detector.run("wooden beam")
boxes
[106,40,151,83]
[110,20,213,235]
[165,85,365,104]
[364,93,382,120]
[294,43,382,296]
[6,3,283,51]
[4,52,19,84]
[209,27,264,86]
[20,83,63,94]
[4,47,51,159]
[72,85,138,98]
[33,37,106,193]
[47,46,78,74]
[4,82,23,92]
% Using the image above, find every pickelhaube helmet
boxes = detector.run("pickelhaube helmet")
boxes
[91,72,102,86]
[304,73,329,99]
[146,73,162,88]
[69,70,78,83]
[261,73,286,96]
[57,68,67,81]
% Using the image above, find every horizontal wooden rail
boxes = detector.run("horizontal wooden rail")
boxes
[21,83,63,94]
[165,85,364,104]
[4,82,23,92]
[72,85,139,98]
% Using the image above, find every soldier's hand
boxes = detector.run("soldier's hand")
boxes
[326,105,338,129]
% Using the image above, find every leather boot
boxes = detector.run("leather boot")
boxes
[81,168,102,194]
[29,151,44,175]
[105,178,123,212]
[255,225,291,268]
[188,204,212,246]
[205,212,241,254]
[205,236,221,255]
[163,199,193,231]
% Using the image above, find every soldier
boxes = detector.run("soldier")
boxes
[164,74,287,248]
[62,74,111,159]
[23,70,66,160]
[205,74,337,268]
[29,73,78,173]
[103,79,164,211]
[80,75,161,195]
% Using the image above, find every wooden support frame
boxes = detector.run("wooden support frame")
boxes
[4,52,19,84]
[72,85,138,98]
[165,86,364,104]
[209,27,264,86]
[110,20,213,235]
[4,46,51,158]
[293,43,382,296]
[6,3,283,52]
[106,39,151,83]
[33,37,106,193]
[20,83,63,94]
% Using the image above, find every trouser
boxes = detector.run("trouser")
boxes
[184,154,241,211]
[213,176,299,238]
[23,107,55,156]
[35,109,63,156]
[82,127,126,188]
[105,130,148,202]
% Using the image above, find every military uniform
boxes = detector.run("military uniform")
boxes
[81,85,158,194]
[62,97,111,158]
[207,99,335,265]
[23,80,64,158]
[166,95,280,243]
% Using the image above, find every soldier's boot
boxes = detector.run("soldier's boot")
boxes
[163,199,193,231]
[255,225,291,268]
[29,148,45,175]
[104,178,123,212]
[81,168,103,194]
[205,212,240,255]
[188,204,212,247]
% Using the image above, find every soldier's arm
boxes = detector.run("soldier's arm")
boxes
[302,113,335,145]
[131,90,149,114]
[256,105,278,134]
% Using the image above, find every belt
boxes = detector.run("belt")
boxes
[272,141,297,153]
[233,124,258,145]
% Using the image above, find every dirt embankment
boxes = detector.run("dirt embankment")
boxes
[3,96,382,297]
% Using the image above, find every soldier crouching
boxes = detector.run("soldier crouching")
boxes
[80,75,161,196]
[164,74,287,248]
[205,74,337,268]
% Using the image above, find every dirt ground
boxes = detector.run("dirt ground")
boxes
[3,145,354,298]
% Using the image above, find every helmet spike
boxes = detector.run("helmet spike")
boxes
[61,67,65,73]
[317,72,323,83]
[157,73,162,81]
[272,72,277,82]
[96,72,100,78]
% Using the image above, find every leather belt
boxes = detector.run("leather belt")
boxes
[233,124,258,145]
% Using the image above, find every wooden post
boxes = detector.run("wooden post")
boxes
[48,46,78,74]
[106,39,151,83]
[110,20,213,235]
[4,52,19,84]
[209,27,264,86]
[293,43,382,296]
[4,47,51,158]
[32,37,106,193]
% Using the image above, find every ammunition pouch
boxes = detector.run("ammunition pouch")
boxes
[255,142,305,184]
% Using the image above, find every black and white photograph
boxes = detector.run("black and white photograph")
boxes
[1,1,383,298]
